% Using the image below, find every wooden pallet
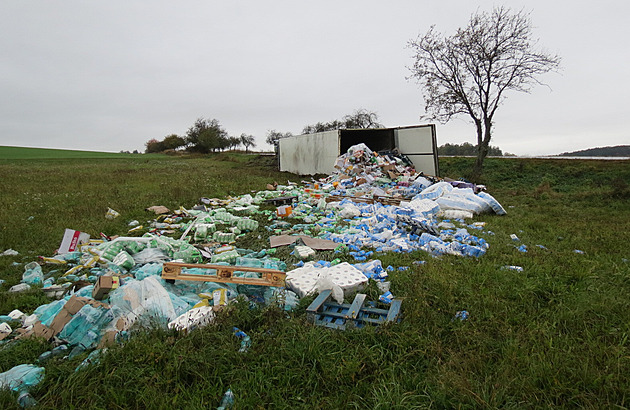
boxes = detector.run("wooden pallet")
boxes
[306,289,402,330]
[263,196,297,206]
[325,194,402,206]
[161,262,286,287]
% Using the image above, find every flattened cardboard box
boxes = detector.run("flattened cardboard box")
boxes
[18,321,55,341]
[49,295,110,335]
[31,321,55,340]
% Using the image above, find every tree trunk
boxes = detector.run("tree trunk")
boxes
[472,119,492,182]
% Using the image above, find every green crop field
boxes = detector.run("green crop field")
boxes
[0,152,629,408]
[0,146,164,160]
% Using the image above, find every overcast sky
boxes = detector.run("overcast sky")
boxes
[1,1,628,156]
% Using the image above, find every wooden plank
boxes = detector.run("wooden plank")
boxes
[346,294,366,319]
[359,307,391,316]
[306,290,332,314]
[373,195,403,206]
[322,302,352,310]
[385,299,402,322]
[325,194,402,206]
[326,195,375,204]
[318,310,350,320]
[359,317,389,325]
[316,320,346,330]
[163,262,285,275]
[161,262,286,287]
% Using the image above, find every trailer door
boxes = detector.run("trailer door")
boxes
[394,125,439,176]
[279,130,340,175]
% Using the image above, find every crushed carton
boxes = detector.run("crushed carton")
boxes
[58,229,90,254]
[276,205,292,217]
[145,205,170,215]
[19,321,55,341]
[92,276,120,300]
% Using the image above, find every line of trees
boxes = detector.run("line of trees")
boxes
[145,118,256,154]
[301,108,384,134]
[147,108,384,154]
[264,108,384,148]
[438,142,513,156]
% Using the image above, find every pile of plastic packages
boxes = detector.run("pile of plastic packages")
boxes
[0,143,507,406]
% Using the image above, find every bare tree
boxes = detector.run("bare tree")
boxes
[265,130,293,147]
[301,109,383,134]
[342,108,384,129]
[408,7,561,180]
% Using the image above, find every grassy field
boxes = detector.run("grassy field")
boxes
[0,146,165,160]
[1,152,629,408]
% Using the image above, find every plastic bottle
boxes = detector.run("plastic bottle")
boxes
[51,345,69,357]
[112,251,135,269]
[101,242,126,261]
[194,225,208,241]
[8,283,31,293]
[0,364,45,392]
[22,262,44,285]
[455,310,469,321]
[218,389,235,409]
[17,392,38,408]
[75,349,104,372]
[37,351,53,363]
[233,328,251,353]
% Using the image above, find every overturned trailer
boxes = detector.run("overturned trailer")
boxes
[278,124,439,176]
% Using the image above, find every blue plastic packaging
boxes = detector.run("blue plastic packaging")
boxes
[455,310,469,321]
[22,262,43,285]
[34,299,67,327]
[233,327,251,353]
[0,364,45,392]
[218,389,235,409]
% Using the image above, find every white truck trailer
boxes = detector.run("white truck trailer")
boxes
[278,124,439,176]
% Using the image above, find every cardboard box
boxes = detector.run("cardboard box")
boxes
[98,330,118,348]
[48,295,110,335]
[58,229,91,254]
[92,276,120,300]
[97,317,128,348]
[32,322,55,340]
[19,321,55,341]
[15,328,30,337]
[276,205,292,217]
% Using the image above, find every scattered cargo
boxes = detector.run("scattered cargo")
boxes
[0,143,512,406]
